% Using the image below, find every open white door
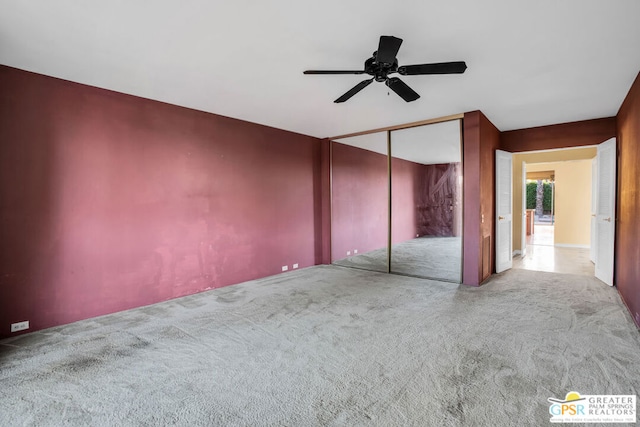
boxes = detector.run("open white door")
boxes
[595,138,616,286]
[496,150,513,273]
[590,157,597,263]
[521,161,527,257]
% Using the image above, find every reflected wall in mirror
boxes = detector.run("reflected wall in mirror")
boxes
[331,132,389,273]
[390,120,463,282]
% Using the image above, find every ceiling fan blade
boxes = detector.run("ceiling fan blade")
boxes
[334,78,374,103]
[376,36,403,64]
[385,77,420,102]
[304,70,366,75]
[398,61,467,75]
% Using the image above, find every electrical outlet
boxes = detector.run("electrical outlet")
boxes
[293,263,299,269]
[11,321,29,333]
[281,265,288,272]
[354,249,358,254]
[347,251,351,256]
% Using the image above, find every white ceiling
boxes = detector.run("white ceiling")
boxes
[335,119,461,165]
[1,1,639,138]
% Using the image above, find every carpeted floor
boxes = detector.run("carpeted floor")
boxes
[333,236,462,282]
[1,266,639,426]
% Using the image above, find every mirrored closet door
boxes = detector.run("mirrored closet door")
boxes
[389,120,463,282]
[331,132,389,273]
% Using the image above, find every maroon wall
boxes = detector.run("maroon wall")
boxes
[316,139,332,265]
[0,65,324,338]
[500,117,616,152]
[616,71,640,328]
[463,111,500,286]
[331,142,388,261]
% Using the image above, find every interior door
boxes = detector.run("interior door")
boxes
[594,138,616,286]
[521,161,527,257]
[496,150,513,273]
[590,157,597,263]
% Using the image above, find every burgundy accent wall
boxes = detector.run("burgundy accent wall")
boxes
[0,65,324,338]
[463,111,500,286]
[331,142,388,261]
[316,139,332,265]
[500,117,616,152]
[616,71,640,328]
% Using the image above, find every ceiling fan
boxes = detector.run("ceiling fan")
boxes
[303,35,467,103]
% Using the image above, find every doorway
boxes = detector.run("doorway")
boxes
[524,172,555,247]
[503,146,602,277]
[515,169,594,276]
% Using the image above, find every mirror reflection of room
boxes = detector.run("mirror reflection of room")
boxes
[331,132,389,273]
[390,120,463,282]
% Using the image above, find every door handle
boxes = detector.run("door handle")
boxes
[604,217,612,222]
[498,216,505,220]
[591,214,596,217]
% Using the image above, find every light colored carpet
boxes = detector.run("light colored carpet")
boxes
[1,266,639,426]
[334,236,462,282]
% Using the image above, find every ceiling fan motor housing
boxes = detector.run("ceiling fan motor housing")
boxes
[366,55,398,82]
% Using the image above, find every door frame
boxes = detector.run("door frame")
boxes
[500,144,614,282]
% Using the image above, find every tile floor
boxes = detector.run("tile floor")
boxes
[514,224,595,276]
[526,223,555,246]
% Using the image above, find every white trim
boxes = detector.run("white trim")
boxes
[513,250,522,256]
[555,244,590,249]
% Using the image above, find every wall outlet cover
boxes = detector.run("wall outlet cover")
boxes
[281,265,288,272]
[11,321,29,332]
[293,263,299,269]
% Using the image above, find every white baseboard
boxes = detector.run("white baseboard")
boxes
[555,244,590,249]
[513,250,521,256]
